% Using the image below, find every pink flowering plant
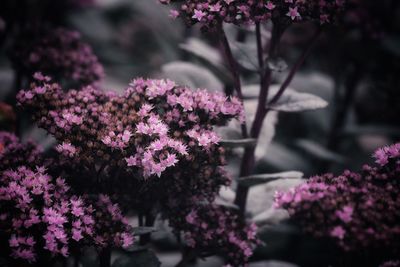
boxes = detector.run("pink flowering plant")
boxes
[275,143,400,266]
[10,26,104,86]
[0,132,134,266]
[159,0,346,28]
[14,72,258,266]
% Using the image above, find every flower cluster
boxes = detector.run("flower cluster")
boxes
[0,131,42,172]
[275,143,400,254]
[17,74,244,180]
[90,194,134,249]
[10,27,103,85]
[168,204,259,266]
[17,74,258,265]
[159,0,347,28]
[373,143,400,167]
[0,166,133,263]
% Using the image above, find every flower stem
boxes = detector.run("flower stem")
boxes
[140,213,155,245]
[234,23,281,212]
[255,22,264,72]
[268,28,321,106]
[74,252,81,267]
[175,247,197,267]
[99,247,111,267]
[235,25,321,213]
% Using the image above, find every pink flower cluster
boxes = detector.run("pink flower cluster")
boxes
[275,143,400,254]
[10,26,103,85]
[90,194,134,249]
[17,74,244,180]
[159,0,347,28]
[17,74,260,265]
[0,132,134,263]
[0,166,133,263]
[0,131,42,172]
[168,204,259,266]
[373,143,400,167]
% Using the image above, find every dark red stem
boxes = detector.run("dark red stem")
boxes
[235,26,321,213]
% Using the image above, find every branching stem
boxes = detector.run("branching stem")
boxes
[235,25,321,213]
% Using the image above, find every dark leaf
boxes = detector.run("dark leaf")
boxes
[343,124,400,136]
[219,138,258,148]
[259,142,312,172]
[267,57,288,72]
[238,171,303,187]
[267,86,328,112]
[231,41,259,71]
[161,61,223,92]
[295,139,345,163]
[214,197,239,210]
[179,38,223,69]
[112,249,161,267]
[132,226,157,236]
[179,38,231,83]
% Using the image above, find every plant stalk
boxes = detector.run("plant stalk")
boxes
[99,247,111,267]
[219,25,248,138]
[235,26,321,213]
[234,22,281,212]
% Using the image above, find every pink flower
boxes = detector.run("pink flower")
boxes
[56,142,77,157]
[265,1,275,10]
[138,104,153,118]
[149,139,165,151]
[9,236,19,247]
[164,153,178,167]
[122,130,132,143]
[330,226,346,239]
[287,7,301,20]
[185,210,197,224]
[136,122,150,135]
[336,205,353,223]
[34,86,46,94]
[121,233,134,248]
[209,3,222,12]
[72,229,83,241]
[169,9,180,19]
[125,156,138,167]
[192,9,207,21]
